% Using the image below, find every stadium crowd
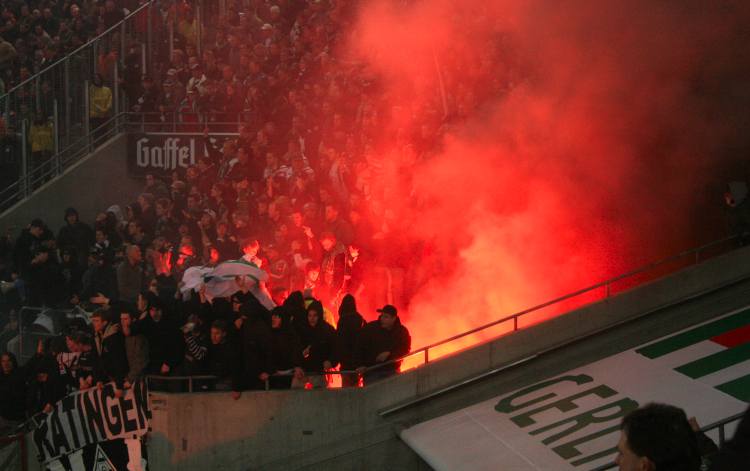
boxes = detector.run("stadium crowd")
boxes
[0,0,441,433]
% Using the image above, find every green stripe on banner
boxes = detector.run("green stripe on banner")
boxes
[716,373,750,402]
[637,308,750,359]
[675,342,750,379]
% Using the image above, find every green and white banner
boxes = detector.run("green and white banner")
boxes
[400,307,750,470]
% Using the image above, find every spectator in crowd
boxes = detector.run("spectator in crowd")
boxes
[117,244,143,305]
[138,294,184,377]
[57,207,94,267]
[355,305,411,385]
[268,306,304,389]
[0,352,26,431]
[206,319,242,398]
[120,307,149,388]
[25,343,65,416]
[89,73,112,143]
[615,403,701,471]
[336,294,364,387]
[28,113,54,186]
[296,299,336,388]
[91,308,127,389]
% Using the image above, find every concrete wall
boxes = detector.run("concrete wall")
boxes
[0,134,143,235]
[142,245,750,471]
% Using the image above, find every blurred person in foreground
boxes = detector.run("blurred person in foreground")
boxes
[615,403,701,471]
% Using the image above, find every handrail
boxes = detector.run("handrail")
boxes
[589,410,747,471]
[364,234,742,374]
[0,2,153,103]
[146,370,360,392]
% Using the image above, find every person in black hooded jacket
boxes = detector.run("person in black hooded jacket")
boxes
[336,294,365,387]
[239,298,273,390]
[296,300,337,388]
[136,293,185,376]
[268,307,304,389]
[283,290,308,333]
[91,308,128,388]
[206,319,243,398]
[57,207,94,267]
[0,352,26,428]
[355,304,411,386]
[26,350,66,416]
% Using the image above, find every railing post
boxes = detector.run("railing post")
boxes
[718,424,726,447]
[168,10,174,60]
[53,99,60,176]
[424,349,429,365]
[64,57,71,148]
[20,122,28,197]
[120,22,126,68]
[113,58,120,118]
[196,0,203,56]
[605,282,610,298]
[188,376,193,393]
[513,315,518,331]
[84,80,91,151]
[146,3,153,76]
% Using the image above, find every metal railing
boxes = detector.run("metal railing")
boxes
[146,370,361,393]
[10,306,91,365]
[364,234,742,375]
[590,410,747,470]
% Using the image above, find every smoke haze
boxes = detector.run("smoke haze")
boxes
[334,0,750,352]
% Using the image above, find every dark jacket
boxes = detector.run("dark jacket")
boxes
[241,316,273,388]
[270,326,304,373]
[57,212,94,266]
[124,334,149,383]
[336,311,365,369]
[297,320,338,372]
[116,260,143,304]
[206,338,243,391]
[94,323,128,385]
[25,355,66,415]
[356,318,411,372]
[137,314,185,373]
[0,365,26,421]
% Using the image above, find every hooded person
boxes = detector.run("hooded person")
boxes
[336,294,365,387]
[355,304,411,386]
[296,299,337,388]
[268,307,304,389]
[57,207,95,267]
[0,352,26,426]
[137,293,185,376]
[239,300,273,390]
[91,308,128,387]
[26,352,66,415]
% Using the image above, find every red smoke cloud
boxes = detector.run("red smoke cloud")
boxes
[334,0,750,360]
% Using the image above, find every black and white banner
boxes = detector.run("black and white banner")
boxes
[127,133,232,177]
[33,380,150,467]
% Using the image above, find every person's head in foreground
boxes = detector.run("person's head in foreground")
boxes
[616,403,700,471]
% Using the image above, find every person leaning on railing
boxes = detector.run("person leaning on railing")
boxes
[354,305,411,386]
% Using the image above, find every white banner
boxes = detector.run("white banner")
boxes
[401,308,750,470]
